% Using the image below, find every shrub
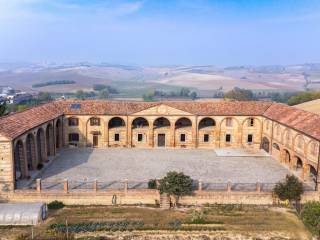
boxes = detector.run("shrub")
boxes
[273,175,304,203]
[301,201,320,236]
[148,179,157,189]
[189,209,207,224]
[48,200,65,210]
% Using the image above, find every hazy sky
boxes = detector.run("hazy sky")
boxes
[0,0,320,66]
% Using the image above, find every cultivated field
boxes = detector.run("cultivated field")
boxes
[0,205,311,240]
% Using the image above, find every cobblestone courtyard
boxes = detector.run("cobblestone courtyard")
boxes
[38,148,292,186]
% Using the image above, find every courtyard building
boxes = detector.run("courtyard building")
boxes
[0,99,319,192]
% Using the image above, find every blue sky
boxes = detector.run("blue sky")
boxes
[0,0,319,66]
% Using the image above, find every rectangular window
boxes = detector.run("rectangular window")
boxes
[69,133,79,142]
[114,133,120,141]
[68,118,79,126]
[138,134,143,142]
[204,134,209,142]
[248,118,254,127]
[226,134,231,143]
[226,118,232,127]
[247,134,253,143]
[180,134,186,142]
[90,118,100,126]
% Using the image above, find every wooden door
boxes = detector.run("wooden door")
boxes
[158,134,165,147]
[93,135,98,147]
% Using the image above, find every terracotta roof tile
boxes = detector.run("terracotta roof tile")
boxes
[263,103,320,140]
[0,101,63,140]
[1,100,320,141]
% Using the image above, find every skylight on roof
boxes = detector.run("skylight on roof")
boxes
[70,103,81,109]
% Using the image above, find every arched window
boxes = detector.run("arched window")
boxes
[68,117,79,126]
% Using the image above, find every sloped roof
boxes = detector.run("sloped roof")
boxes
[263,103,320,141]
[60,100,272,116]
[0,101,63,140]
[0,99,320,141]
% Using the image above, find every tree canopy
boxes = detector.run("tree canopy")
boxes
[159,171,193,197]
[273,175,304,202]
[287,91,320,106]
[224,87,255,101]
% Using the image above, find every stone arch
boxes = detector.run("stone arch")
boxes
[13,140,25,180]
[261,137,270,153]
[282,129,291,146]
[241,117,261,128]
[131,117,150,147]
[307,140,318,156]
[198,117,216,147]
[175,117,192,129]
[293,134,305,153]
[108,117,126,147]
[198,117,216,130]
[153,117,171,147]
[263,118,271,134]
[108,117,126,128]
[55,119,62,150]
[46,124,54,157]
[36,128,46,164]
[274,124,282,141]
[283,149,291,164]
[132,117,149,128]
[26,133,36,171]
[293,155,303,170]
[174,117,192,147]
[219,117,240,147]
[153,117,171,129]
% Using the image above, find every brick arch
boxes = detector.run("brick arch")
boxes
[108,117,126,128]
[241,117,261,128]
[131,117,150,148]
[26,133,37,171]
[13,140,26,180]
[293,134,306,153]
[153,117,171,128]
[87,116,102,126]
[282,128,291,146]
[132,117,149,128]
[307,140,319,158]
[263,118,272,134]
[175,117,192,129]
[292,155,303,170]
[46,123,54,157]
[274,123,282,141]
[282,148,291,164]
[219,116,240,128]
[36,128,46,164]
[198,117,216,130]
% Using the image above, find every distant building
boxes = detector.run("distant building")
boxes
[7,92,33,104]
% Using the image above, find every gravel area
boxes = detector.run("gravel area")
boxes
[37,148,291,186]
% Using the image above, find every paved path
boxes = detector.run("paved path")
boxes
[38,148,291,186]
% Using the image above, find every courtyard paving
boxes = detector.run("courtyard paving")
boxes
[32,148,295,191]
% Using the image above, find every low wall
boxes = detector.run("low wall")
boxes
[1,189,318,206]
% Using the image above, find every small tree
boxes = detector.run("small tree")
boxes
[159,171,193,208]
[273,174,304,204]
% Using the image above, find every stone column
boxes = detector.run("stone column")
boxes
[22,142,29,178]
[127,119,132,148]
[256,182,261,192]
[31,136,39,170]
[42,130,48,162]
[192,119,197,148]
[149,125,154,148]
[170,124,175,148]
[227,180,232,193]
[93,179,98,192]
[301,164,309,181]
[106,119,109,147]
